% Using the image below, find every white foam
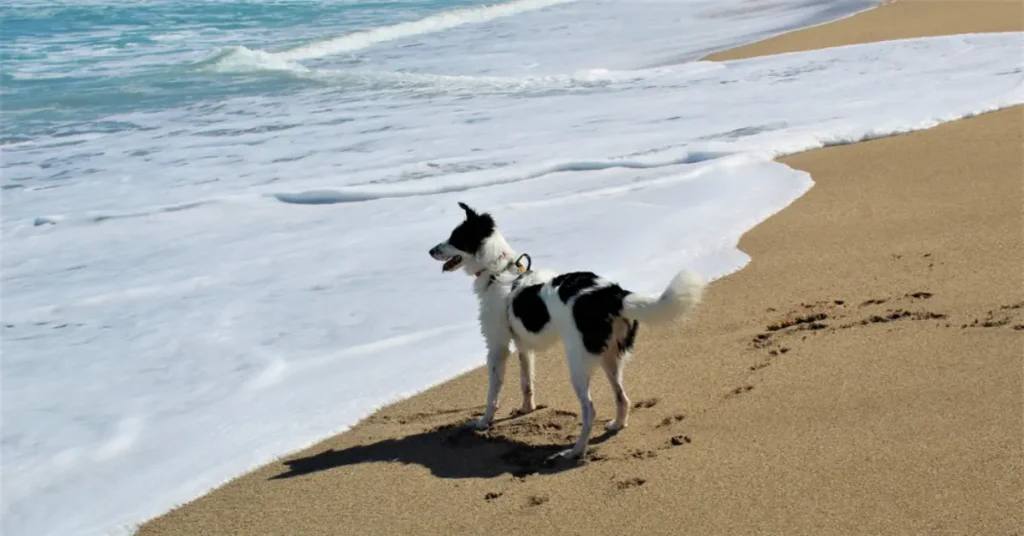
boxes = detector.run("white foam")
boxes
[198,46,310,74]
[3,15,1023,536]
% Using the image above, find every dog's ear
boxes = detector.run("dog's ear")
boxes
[456,201,495,232]
[458,202,478,219]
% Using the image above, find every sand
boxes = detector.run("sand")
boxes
[137,2,1023,535]
[704,0,1024,62]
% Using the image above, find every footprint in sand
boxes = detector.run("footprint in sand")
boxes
[526,495,549,507]
[615,477,647,490]
[670,435,692,446]
[656,414,686,428]
[632,398,659,409]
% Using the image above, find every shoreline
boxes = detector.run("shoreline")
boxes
[137,1,1023,534]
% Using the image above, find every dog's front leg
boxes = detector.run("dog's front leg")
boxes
[467,346,510,430]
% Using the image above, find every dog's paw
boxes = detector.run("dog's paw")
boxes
[511,405,537,417]
[604,420,626,432]
[464,418,491,431]
[548,447,584,461]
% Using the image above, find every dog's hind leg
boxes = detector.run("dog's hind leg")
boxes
[602,318,636,432]
[515,350,537,415]
[601,352,629,432]
[554,339,598,459]
[467,346,510,430]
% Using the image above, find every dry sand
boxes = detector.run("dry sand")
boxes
[138,2,1023,535]
[705,0,1024,61]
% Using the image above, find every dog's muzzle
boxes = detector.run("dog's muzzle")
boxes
[430,244,463,272]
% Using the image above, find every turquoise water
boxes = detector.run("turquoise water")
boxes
[1,0,485,142]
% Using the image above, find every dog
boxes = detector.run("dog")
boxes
[429,202,706,459]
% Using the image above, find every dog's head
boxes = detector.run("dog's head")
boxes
[429,202,512,276]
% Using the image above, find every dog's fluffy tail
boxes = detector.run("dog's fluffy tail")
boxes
[621,269,706,325]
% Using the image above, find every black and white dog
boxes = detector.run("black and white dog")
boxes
[429,202,706,459]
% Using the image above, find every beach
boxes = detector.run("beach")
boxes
[136,1,1023,535]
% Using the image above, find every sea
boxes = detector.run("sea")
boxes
[2,1,1021,534]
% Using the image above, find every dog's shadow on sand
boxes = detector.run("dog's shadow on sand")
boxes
[270,410,616,481]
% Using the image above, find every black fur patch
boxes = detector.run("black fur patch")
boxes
[572,284,630,355]
[512,284,550,333]
[551,271,600,303]
[619,319,640,354]
[448,207,494,255]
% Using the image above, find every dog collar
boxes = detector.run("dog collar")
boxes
[475,253,531,278]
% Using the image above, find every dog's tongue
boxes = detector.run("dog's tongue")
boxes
[442,256,462,272]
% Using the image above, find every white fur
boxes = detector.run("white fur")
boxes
[621,269,705,324]
[431,209,705,459]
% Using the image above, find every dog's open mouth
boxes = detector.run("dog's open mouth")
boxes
[442,255,463,272]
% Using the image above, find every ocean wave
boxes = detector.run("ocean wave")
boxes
[196,0,588,90]
[197,44,646,95]
[194,46,310,74]
[275,0,581,62]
